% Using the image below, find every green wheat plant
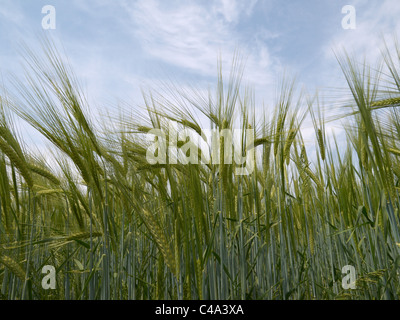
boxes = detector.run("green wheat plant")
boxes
[0,36,400,300]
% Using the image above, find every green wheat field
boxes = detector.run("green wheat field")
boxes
[1,37,400,300]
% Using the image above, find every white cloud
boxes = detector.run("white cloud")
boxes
[118,0,279,110]
[124,0,228,73]
[214,0,258,23]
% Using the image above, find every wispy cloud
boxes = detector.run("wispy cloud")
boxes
[121,0,278,94]
[0,0,25,25]
[214,0,258,23]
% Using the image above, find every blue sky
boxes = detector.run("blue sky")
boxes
[0,0,400,147]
